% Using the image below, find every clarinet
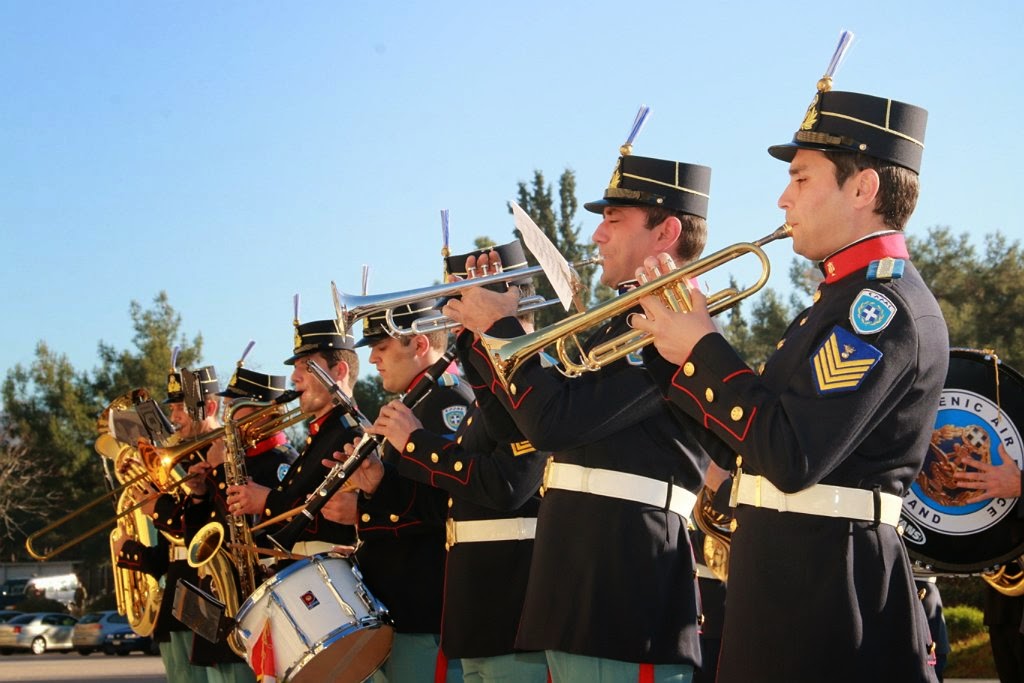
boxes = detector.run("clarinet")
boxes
[267,348,457,552]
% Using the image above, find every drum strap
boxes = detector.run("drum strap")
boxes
[732,473,902,526]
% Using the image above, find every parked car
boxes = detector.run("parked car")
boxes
[0,612,78,654]
[72,610,125,655]
[102,623,156,656]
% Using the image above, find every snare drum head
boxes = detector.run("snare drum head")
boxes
[902,349,1024,573]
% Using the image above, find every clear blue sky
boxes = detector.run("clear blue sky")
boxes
[2,1,1020,397]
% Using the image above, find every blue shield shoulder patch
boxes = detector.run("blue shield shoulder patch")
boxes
[811,326,883,395]
[276,463,291,482]
[849,289,897,335]
[625,350,644,367]
[442,405,467,432]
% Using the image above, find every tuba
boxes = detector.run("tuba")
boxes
[98,391,171,636]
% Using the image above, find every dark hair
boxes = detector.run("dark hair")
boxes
[319,348,360,380]
[398,330,449,352]
[824,151,920,231]
[641,206,708,262]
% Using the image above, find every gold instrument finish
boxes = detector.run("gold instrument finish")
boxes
[186,395,305,658]
[110,486,162,636]
[983,560,1024,596]
[694,486,732,583]
[480,226,793,389]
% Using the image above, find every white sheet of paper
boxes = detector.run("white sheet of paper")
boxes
[509,201,578,311]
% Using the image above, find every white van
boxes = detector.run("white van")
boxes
[26,574,81,607]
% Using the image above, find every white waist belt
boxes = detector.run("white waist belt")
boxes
[170,546,188,561]
[446,517,537,549]
[544,461,698,519]
[291,541,337,557]
[732,473,902,527]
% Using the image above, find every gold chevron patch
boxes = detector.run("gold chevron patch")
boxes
[811,326,882,395]
[510,440,536,456]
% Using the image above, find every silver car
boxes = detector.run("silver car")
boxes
[0,612,78,654]
[71,610,126,655]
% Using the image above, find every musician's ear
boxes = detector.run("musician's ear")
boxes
[332,359,351,385]
[652,215,682,253]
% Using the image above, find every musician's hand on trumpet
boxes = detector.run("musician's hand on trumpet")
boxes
[442,251,521,336]
[227,479,271,516]
[629,253,718,365]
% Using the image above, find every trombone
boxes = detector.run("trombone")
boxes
[479,226,792,389]
[25,392,309,562]
[332,257,602,334]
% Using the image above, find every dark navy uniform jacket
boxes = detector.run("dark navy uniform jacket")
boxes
[355,370,473,635]
[391,330,547,658]
[463,308,728,666]
[644,232,947,682]
[261,405,361,546]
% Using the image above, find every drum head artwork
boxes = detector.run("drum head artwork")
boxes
[902,349,1024,573]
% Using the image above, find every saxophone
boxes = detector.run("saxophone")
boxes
[186,395,295,656]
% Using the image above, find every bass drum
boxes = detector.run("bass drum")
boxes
[901,348,1024,574]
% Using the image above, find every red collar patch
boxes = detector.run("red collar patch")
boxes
[820,232,909,284]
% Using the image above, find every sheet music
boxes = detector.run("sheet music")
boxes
[509,201,579,311]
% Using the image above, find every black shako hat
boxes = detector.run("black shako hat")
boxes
[218,342,288,401]
[584,155,711,219]
[285,319,355,365]
[768,88,927,173]
[192,366,220,398]
[445,239,532,286]
[218,368,287,402]
[356,299,441,348]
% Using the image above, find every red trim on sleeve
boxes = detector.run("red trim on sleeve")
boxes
[722,368,755,383]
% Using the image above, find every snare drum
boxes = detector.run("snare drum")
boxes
[902,348,1024,574]
[236,553,392,683]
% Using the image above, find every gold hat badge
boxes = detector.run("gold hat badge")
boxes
[801,30,855,131]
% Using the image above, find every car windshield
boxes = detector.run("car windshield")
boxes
[78,613,105,624]
[110,613,128,624]
[9,614,34,624]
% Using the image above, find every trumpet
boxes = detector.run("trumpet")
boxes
[25,391,308,562]
[332,257,602,334]
[479,226,792,389]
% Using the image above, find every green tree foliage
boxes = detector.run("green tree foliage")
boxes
[353,374,393,423]
[910,227,1024,367]
[512,169,609,328]
[721,281,795,369]
[0,293,201,563]
[91,291,204,403]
